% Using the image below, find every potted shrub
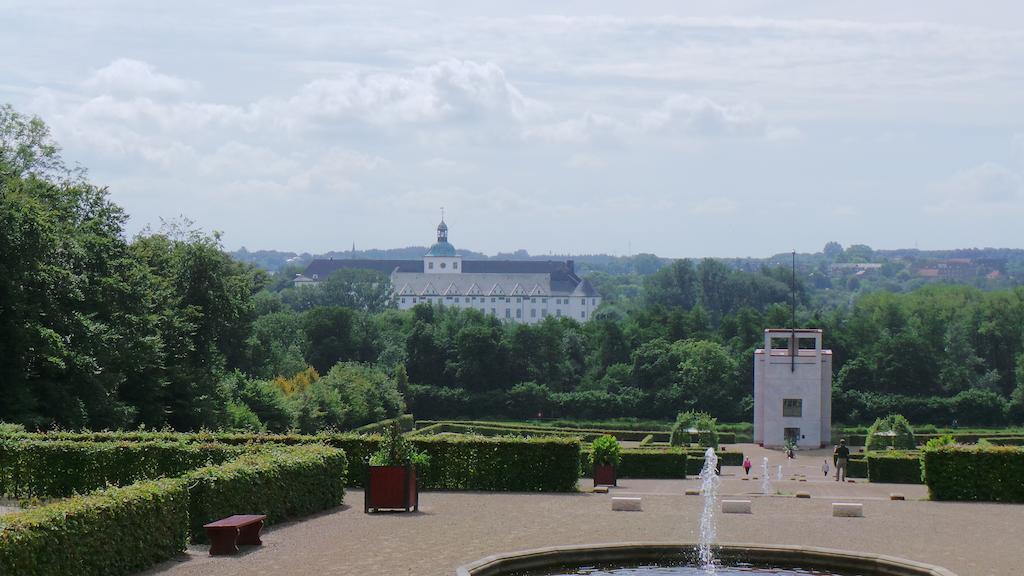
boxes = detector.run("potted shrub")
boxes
[365,423,428,513]
[592,434,621,487]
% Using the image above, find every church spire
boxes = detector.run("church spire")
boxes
[437,207,448,243]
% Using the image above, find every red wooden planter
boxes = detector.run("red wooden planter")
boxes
[593,464,617,487]
[365,464,418,513]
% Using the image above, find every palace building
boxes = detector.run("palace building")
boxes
[294,219,601,323]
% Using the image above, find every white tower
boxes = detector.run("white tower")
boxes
[753,328,832,449]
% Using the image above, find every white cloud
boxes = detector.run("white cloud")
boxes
[279,59,533,128]
[525,112,624,143]
[566,154,606,170]
[643,95,778,139]
[83,59,197,96]
[926,162,1023,214]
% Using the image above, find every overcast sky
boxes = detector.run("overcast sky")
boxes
[3,1,1024,257]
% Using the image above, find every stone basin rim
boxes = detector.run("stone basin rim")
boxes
[455,541,959,576]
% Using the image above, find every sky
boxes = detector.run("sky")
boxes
[3,1,1024,258]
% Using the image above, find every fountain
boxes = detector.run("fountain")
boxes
[777,464,783,481]
[697,447,721,571]
[761,457,772,495]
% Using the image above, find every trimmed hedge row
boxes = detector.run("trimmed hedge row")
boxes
[846,455,868,478]
[351,414,415,434]
[837,432,1024,448]
[411,436,580,491]
[185,445,346,541]
[865,452,923,484]
[414,420,671,442]
[581,449,688,479]
[0,440,244,498]
[923,445,1024,502]
[0,478,188,576]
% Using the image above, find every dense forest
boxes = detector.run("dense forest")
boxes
[3,104,1024,432]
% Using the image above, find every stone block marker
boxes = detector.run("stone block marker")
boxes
[722,500,752,514]
[832,502,863,517]
[611,497,642,511]
[890,493,905,501]
[684,488,700,496]
[592,486,608,494]
[795,492,810,499]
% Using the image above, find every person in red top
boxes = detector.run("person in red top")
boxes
[742,457,752,475]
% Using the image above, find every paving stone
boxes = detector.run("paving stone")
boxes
[795,492,811,499]
[890,493,905,501]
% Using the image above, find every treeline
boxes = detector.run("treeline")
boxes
[3,105,1024,432]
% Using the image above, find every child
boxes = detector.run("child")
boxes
[822,458,830,478]
[743,457,752,475]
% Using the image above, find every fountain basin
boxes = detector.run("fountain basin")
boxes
[455,542,958,576]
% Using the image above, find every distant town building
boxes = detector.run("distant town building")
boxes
[753,328,832,449]
[294,218,601,323]
[828,262,882,277]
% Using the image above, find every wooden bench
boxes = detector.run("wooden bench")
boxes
[203,514,267,555]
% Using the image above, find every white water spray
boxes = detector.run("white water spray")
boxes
[698,447,721,572]
[761,457,773,495]
[777,464,783,481]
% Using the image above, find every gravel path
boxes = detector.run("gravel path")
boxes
[139,445,1019,576]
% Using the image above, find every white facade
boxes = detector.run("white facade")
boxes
[295,218,601,324]
[753,328,832,449]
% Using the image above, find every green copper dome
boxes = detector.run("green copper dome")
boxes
[425,241,457,257]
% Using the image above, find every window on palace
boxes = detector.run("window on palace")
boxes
[453,262,458,269]
[581,311,586,318]
[783,398,803,418]
[505,309,511,318]
[556,309,561,317]
[516,309,522,318]
[542,297,547,303]
[440,262,446,269]
[428,262,434,269]
[542,309,548,317]
[531,309,537,318]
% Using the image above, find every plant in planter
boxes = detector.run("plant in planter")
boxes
[592,434,621,487]
[365,423,429,513]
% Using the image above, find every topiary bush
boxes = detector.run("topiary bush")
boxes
[865,414,915,452]
[922,444,1024,502]
[0,478,189,576]
[581,449,688,479]
[865,451,923,484]
[591,435,621,467]
[411,435,580,492]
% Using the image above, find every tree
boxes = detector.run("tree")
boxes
[643,259,698,308]
[303,306,356,374]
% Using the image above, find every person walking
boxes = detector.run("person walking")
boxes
[834,439,850,482]
[822,458,830,478]
[743,457,752,476]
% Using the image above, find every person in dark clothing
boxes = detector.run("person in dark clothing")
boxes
[834,439,851,482]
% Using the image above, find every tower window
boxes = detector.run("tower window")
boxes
[783,399,803,418]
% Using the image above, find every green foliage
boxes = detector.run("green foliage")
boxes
[591,434,621,466]
[581,449,688,479]
[0,440,244,498]
[845,455,868,478]
[352,414,415,434]
[865,451,923,484]
[673,411,722,449]
[369,423,428,467]
[923,434,956,450]
[185,445,346,542]
[0,478,188,576]
[865,414,916,451]
[922,445,1024,502]
[409,435,580,491]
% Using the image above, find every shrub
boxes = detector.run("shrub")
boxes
[923,434,955,450]
[865,414,915,451]
[0,440,244,498]
[591,435,621,467]
[670,411,722,448]
[670,411,703,446]
[846,456,868,478]
[352,414,415,434]
[185,445,347,542]
[0,478,188,576]
[865,451,922,484]
[922,445,1024,502]
[369,423,428,467]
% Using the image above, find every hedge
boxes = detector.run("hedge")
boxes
[922,445,1024,502]
[0,440,244,498]
[581,449,688,479]
[413,420,670,442]
[0,478,188,576]
[184,444,346,542]
[865,451,923,484]
[410,436,580,491]
[846,455,868,478]
[351,414,415,434]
